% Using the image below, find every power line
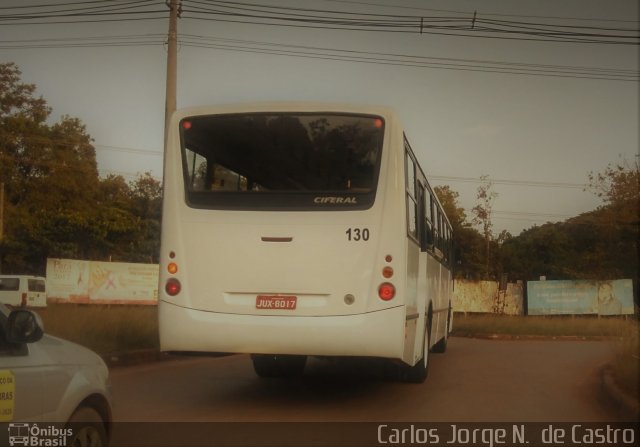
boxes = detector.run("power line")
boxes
[1,0,638,45]
[0,0,165,25]
[3,33,636,81]
[429,175,586,189]
[178,0,639,45]
[96,145,162,157]
[320,0,640,25]
[177,35,638,81]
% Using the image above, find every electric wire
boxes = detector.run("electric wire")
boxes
[2,32,637,81]
[429,175,586,189]
[320,0,640,24]
[1,0,637,45]
[177,0,639,45]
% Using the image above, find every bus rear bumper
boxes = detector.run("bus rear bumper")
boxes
[159,301,406,359]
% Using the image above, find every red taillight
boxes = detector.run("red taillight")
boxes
[165,278,181,296]
[378,282,395,301]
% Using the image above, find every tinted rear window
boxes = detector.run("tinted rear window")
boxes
[180,113,384,210]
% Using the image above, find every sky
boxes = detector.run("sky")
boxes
[1,0,638,236]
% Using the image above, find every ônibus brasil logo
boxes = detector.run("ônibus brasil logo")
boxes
[7,423,72,447]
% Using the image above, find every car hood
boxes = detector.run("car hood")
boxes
[29,335,107,369]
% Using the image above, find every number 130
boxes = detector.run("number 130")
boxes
[346,228,370,241]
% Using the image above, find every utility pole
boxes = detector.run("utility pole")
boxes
[164,0,180,146]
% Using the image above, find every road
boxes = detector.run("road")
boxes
[110,337,620,423]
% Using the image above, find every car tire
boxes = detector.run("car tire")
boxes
[67,406,108,447]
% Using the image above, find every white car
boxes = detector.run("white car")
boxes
[0,303,112,446]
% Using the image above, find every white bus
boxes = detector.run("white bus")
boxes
[158,103,453,382]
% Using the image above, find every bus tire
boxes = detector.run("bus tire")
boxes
[251,354,307,378]
[400,318,430,383]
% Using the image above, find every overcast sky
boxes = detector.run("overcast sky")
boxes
[1,0,638,236]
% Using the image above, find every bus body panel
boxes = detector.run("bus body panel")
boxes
[159,301,406,358]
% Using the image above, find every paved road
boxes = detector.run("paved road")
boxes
[110,337,620,423]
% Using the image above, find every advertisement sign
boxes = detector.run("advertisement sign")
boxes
[46,258,158,305]
[527,279,634,316]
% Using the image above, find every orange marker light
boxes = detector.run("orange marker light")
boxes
[168,263,178,274]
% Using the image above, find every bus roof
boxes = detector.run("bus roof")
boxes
[171,102,399,120]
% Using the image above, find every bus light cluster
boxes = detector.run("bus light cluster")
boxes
[165,251,181,296]
[378,254,395,301]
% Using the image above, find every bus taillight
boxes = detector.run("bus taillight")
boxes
[168,262,178,274]
[165,278,181,296]
[378,283,395,301]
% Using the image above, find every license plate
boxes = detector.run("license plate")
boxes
[256,295,297,310]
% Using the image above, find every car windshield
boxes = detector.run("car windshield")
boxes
[180,113,385,210]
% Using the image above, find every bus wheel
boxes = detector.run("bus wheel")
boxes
[251,354,307,378]
[399,319,430,383]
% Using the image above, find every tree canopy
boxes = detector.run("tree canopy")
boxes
[434,161,638,287]
[0,62,161,274]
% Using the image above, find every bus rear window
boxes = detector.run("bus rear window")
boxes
[180,113,384,210]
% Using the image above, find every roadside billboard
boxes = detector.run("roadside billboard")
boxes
[453,280,524,315]
[527,279,634,316]
[46,258,158,305]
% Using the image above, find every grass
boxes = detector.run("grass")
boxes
[35,303,159,356]
[452,313,635,338]
[33,305,638,399]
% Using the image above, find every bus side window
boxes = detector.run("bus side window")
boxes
[422,187,434,250]
[417,183,428,252]
[404,145,418,242]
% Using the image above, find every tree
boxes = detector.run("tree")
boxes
[0,63,163,273]
[585,158,639,284]
[434,185,466,229]
[128,173,162,263]
[500,159,639,288]
[434,185,485,280]
[1,63,102,272]
[471,175,498,279]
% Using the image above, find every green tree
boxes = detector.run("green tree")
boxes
[1,63,102,272]
[500,159,639,287]
[0,63,163,273]
[434,185,485,280]
[127,172,162,263]
[471,175,498,279]
[584,158,639,283]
